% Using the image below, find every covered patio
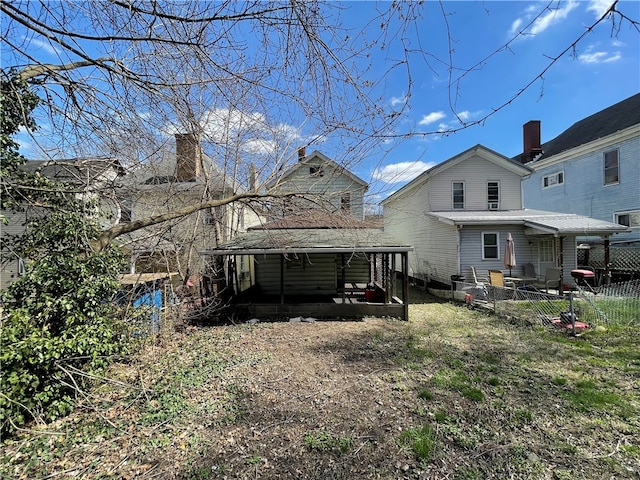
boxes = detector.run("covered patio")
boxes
[203,228,413,321]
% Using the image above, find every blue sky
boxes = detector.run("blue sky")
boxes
[4,0,639,206]
[340,0,639,203]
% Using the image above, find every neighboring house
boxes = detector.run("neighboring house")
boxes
[381,145,629,288]
[518,93,640,245]
[0,157,124,290]
[117,133,259,284]
[264,148,368,221]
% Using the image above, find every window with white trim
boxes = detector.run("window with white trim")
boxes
[482,232,499,259]
[604,150,619,185]
[452,181,465,209]
[487,181,499,209]
[543,171,564,188]
[615,210,640,228]
[539,238,554,263]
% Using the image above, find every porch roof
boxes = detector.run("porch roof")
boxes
[427,209,630,236]
[203,228,413,255]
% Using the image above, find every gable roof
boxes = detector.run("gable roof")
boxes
[382,144,531,205]
[265,150,368,190]
[427,209,630,236]
[518,93,640,162]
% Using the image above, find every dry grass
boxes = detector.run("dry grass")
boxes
[1,287,639,479]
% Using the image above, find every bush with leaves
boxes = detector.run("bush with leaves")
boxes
[0,71,132,435]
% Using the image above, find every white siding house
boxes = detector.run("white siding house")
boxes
[265,149,368,221]
[382,145,629,288]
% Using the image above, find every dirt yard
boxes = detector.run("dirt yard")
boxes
[1,289,639,479]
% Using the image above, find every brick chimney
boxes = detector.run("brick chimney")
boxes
[522,120,542,163]
[175,133,202,181]
[297,146,306,162]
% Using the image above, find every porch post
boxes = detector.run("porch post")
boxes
[604,237,611,286]
[280,254,285,304]
[341,253,346,302]
[402,252,409,321]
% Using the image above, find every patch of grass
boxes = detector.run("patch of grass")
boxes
[418,388,435,400]
[400,424,438,462]
[304,430,353,454]
[563,379,624,412]
[460,385,484,402]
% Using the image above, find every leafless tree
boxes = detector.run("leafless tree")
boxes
[2,0,638,280]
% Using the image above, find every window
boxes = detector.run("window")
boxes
[604,150,619,185]
[543,171,564,188]
[18,258,26,276]
[309,166,324,177]
[487,181,499,209]
[452,182,465,209]
[120,203,132,223]
[539,238,554,263]
[615,210,640,228]
[341,192,351,211]
[482,232,499,259]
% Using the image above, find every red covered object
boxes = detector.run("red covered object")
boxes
[571,269,595,280]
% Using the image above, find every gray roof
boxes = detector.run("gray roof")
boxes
[427,209,630,236]
[203,228,412,255]
[515,93,640,161]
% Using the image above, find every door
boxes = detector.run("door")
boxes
[538,237,556,278]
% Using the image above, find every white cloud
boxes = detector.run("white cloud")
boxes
[390,94,407,107]
[509,0,578,38]
[418,111,446,126]
[23,36,61,56]
[578,44,622,64]
[509,18,523,37]
[530,0,578,35]
[372,160,434,183]
[457,110,472,121]
[578,50,621,64]
[587,0,616,18]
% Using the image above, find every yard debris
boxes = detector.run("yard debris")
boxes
[289,316,317,323]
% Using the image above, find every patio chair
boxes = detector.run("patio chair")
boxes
[533,268,562,293]
[523,263,537,279]
[488,270,516,289]
[470,266,487,285]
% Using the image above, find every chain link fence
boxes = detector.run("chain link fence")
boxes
[455,279,640,330]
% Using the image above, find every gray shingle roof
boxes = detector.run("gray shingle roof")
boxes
[203,228,412,255]
[427,209,630,236]
[515,93,640,161]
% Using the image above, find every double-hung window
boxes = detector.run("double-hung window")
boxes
[487,181,499,209]
[482,232,499,260]
[604,150,619,185]
[452,181,465,209]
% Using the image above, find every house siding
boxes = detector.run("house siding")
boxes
[523,131,640,243]
[384,182,458,285]
[255,253,370,296]
[429,156,523,211]
[268,156,366,219]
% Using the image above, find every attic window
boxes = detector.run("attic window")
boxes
[309,166,324,177]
